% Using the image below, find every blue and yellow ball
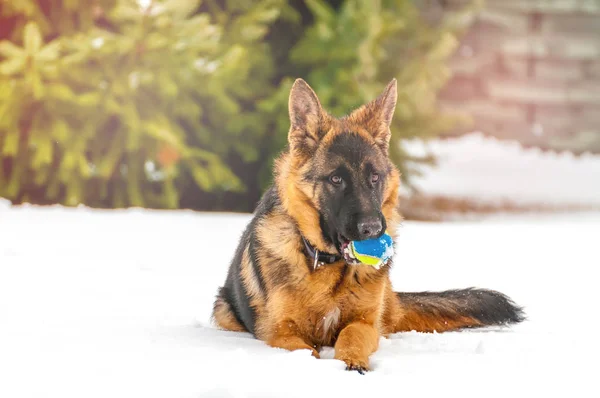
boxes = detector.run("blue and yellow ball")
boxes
[348,232,394,269]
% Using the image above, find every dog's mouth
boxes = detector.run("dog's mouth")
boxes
[338,235,361,265]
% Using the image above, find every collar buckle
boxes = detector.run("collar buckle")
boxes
[302,236,341,270]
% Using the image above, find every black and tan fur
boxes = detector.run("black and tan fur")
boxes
[212,78,525,373]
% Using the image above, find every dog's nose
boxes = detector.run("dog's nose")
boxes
[356,217,383,240]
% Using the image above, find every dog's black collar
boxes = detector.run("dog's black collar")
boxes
[302,236,341,269]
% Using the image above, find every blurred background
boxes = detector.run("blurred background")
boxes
[1,0,599,220]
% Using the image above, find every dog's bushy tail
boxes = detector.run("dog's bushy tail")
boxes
[394,288,526,333]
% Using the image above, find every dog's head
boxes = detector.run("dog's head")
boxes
[275,79,402,257]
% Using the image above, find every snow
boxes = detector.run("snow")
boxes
[137,0,152,11]
[90,37,104,49]
[1,203,599,397]
[382,236,395,260]
[403,132,600,207]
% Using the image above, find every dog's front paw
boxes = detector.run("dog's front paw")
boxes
[338,356,370,375]
[268,336,320,359]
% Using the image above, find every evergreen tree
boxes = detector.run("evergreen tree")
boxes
[0,0,477,211]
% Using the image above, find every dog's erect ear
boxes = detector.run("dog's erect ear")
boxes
[288,78,324,154]
[349,78,397,153]
[372,78,398,129]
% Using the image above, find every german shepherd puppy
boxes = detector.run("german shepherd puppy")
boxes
[212,78,525,373]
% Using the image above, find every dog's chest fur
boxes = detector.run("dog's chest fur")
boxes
[317,306,341,342]
[301,265,385,345]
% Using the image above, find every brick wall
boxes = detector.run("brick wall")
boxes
[437,0,600,154]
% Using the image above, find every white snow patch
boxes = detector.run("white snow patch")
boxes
[137,0,152,11]
[403,132,600,207]
[0,205,598,397]
[383,241,395,259]
[194,58,220,73]
[0,198,10,209]
[91,37,104,49]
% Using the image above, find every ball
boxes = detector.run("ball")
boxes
[348,232,394,269]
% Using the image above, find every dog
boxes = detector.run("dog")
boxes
[212,78,525,373]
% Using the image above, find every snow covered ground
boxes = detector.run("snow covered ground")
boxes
[403,132,600,208]
[1,201,599,397]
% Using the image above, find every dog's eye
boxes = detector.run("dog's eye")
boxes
[371,173,380,183]
[330,175,343,185]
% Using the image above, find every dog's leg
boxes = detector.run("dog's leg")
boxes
[212,291,247,332]
[267,319,319,358]
[334,322,379,373]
